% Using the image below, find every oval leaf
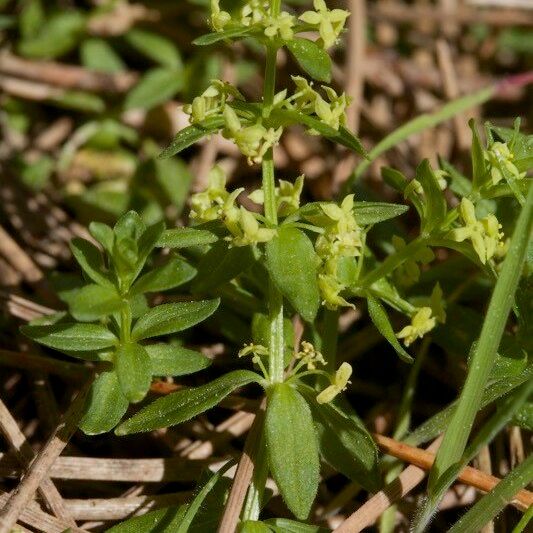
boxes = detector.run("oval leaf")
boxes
[266,227,320,322]
[63,284,123,321]
[115,343,152,403]
[131,299,220,341]
[131,257,196,295]
[79,370,129,435]
[125,29,182,69]
[157,228,219,248]
[353,201,409,225]
[21,323,117,352]
[287,38,331,82]
[116,369,260,434]
[125,68,184,111]
[145,344,211,376]
[70,238,113,288]
[265,383,320,519]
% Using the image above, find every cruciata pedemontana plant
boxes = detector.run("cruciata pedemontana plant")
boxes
[19,1,532,529]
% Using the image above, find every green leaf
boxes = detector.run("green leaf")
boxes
[265,383,320,520]
[353,201,409,225]
[469,119,488,190]
[107,507,187,533]
[448,455,533,533]
[132,299,220,341]
[511,402,533,431]
[266,227,320,322]
[79,370,129,435]
[125,68,184,111]
[157,228,218,248]
[62,284,123,321]
[89,221,114,253]
[193,27,257,46]
[265,518,329,533]
[299,385,381,492]
[160,117,225,158]
[116,370,260,434]
[21,323,117,352]
[192,241,255,293]
[416,159,447,234]
[286,38,331,82]
[50,90,106,113]
[125,29,182,69]
[80,38,126,72]
[19,0,44,39]
[115,343,151,403]
[241,521,271,533]
[131,257,196,295]
[366,295,413,363]
[145,344,211,376]
[70,238,113,288]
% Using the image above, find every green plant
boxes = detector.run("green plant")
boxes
[19,1,532,530]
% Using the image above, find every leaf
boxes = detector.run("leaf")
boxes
[145,344,211,376]
[286,38,331,82]
[241,522,271,533]
[192,241,255,293]
[265,518,329,533]
[416,159,447,234]
[366,295,413,363]
[62,284,123,321]
[160,117,225,158]
[266,227,320,322]
[299,385,381,492]
[80,38,126,73]
[70,238,113,288]
[157,228,219,248]
[353,201,409,225]
[193,27,257,46]
[125,68,184,111]
[19,0,44,39]
[265,383,320,520]
[79,370,129,435]
[50,90,106,113]
[269,108,367,158]
[125,29,182,69]
[131,257,196,295]
[21,323,117,352]
[512,402,533,431]
[469,119,488,190]
[107,507,187,533]
[89,221,114,253]
[131,299,220,341]
[116,370,260,434]
[115,343,152,403]
[448,455,533,533]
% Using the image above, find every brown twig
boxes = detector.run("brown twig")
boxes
[0,399,76,527]
[0,380,92,533]
[218,399,265,533]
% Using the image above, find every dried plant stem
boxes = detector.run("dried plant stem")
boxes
[0,380,91,533]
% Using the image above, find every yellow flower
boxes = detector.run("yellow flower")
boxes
[392,235,434,286]
[396,307,436,347]
[447,198,504,264]
[485,142,525,185]
[250,175,304,216]
[185,80,243,123]
[264,12,295,40]
[230,207,277,247]
[430,283,446,324]
[296,341,325,370]
[318,273,354,310]
[189,165,228,221]
[299,0,350,49]
[316,362,352,404]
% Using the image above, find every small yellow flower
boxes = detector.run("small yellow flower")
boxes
[251,175,304,216]
[239,343,269,358]
[185,80,243,124]
[430,283,446,324]
[299,0,350,49]
[230,207,277,247]
[318,273,354,310]
[392,235,434,286]
[447,198,504,264]
[485,142,526,186]
[264,12,295,40]
[189,165,228,221]
[316,362,352,404]
[396,307,436,347]
[296,341,325,370]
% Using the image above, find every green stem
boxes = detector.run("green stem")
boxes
[261,5,284,384]
[120,303,132,343]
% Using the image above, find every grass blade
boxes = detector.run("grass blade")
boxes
[448,454,533,533]
[412,185,533,531]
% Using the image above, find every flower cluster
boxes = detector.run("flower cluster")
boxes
[295,341,325,370]
[316,362,353,404]
[299,0,350,49]
[223,106,283,165]
[484,141,526,186]
[447,198,504,264]
[392,235,435,287]
[286,76,351,132]
[190,166,276,246]
[249,175,304,216]
[184,80,243,124]
[311,195,363,309]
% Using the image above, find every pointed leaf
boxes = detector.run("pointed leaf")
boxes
[131,257,196,295]
[79,370,129,435]
[131,299,220,341]
[125,68,184,111]
[70,238,113,288]
[416,159,447,234]
[157,228,219,248]
[145,344,211,376]
[367,295,413,363]
[353,201,409,225]
[21,323,117,352]
[125,29,182,69]
[286,38,331,82]
[193,27,257,46]
[62,284,123,321]
[265,383,320,520]
[116,370,261,434]
[266,227,320,322]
